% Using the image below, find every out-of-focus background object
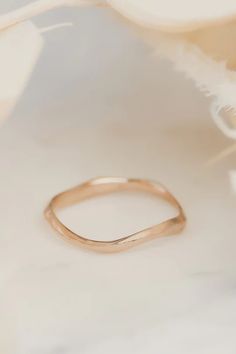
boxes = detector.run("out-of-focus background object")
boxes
[108,0,236,31]
[0,0,236,137]
[0,21,43,123]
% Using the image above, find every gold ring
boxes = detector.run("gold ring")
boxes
[44,177,186,252]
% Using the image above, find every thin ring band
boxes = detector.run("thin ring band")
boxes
[44,177,186,252]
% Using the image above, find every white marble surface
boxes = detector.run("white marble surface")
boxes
[1,5,236,354]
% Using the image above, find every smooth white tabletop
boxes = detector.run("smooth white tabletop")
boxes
[0,6,236,354]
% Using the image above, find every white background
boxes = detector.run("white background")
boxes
[1,2,236,353]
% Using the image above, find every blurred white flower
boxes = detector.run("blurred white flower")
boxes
[0,0,236,137]
[0,21,43,124]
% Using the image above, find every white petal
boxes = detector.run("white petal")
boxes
[108,0,236,31]
[0,21,43,124]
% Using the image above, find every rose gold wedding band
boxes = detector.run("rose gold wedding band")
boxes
[44,177,186,252]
